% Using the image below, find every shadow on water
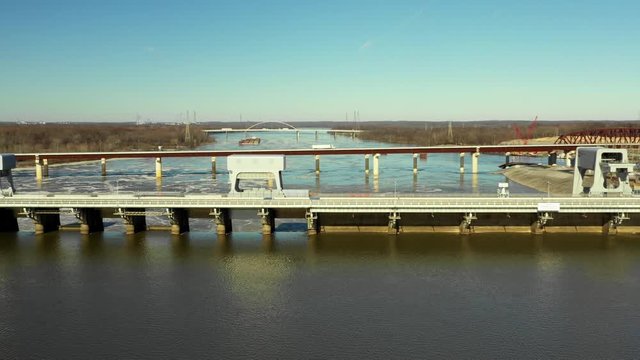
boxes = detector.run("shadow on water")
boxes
[0,232,19,252]
[170,234,191,259]
[274,222,307,232]
[124,232,147,258]
[35,232,61,259]
[539,233,626,253]
[80,233,106,258]
[463,233,542,255]
[0,230,638,265]
[311,233,391,256]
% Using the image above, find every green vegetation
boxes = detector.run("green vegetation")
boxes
[0,123,211,153]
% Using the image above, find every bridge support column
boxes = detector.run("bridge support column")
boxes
[76,208,104,235]
[101,158,107,176]
[460,213,476,234]
[373,153,380,178]
[155,157,162,179]
[211,157,217,178]
[505,152,511,165]
[388,212,401,235]
[35,156,43,181]
[25,209,60,234]
[531,212,553,234]
[412,154,418,174]
[315,131,318,140]
[472,151,480,174]
[306,210,318,235]
[548,152,557,166]
[364,155,370,175]
[211,208,232,235]
[459,153,465,174]
[168,208,189,235]
[296,131,300,141]
[42,159,49,177]
[315,155,320,175]
[258,208,275,235]
[0,209,18,232]
[603,213,629,235]
[119,208,147,234]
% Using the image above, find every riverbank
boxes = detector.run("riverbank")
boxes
[0,123,212,154]
[343,121,638,147]
[502,165,574,195]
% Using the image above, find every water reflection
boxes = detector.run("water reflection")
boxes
[262,234,276,253]
[35,233,61,259]
[125,234,147,258]
[170,235,191,259]
[222,250,292,309]
[80,234,105,258]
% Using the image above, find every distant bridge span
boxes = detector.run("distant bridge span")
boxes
[555,128,640,144]
[245,121,297,131]
[14,143,633,163]
[203,127,361,134]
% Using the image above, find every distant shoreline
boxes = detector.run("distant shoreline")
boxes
[0,123,212,154]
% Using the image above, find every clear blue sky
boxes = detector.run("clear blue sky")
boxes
[1,0,638,122]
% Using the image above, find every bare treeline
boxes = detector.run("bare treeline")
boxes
[344,121,640,146]
[0,123,211,153]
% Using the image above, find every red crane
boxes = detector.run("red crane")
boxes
[512,116,538,145]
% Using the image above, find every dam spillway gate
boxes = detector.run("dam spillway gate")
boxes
[1,193,639,236]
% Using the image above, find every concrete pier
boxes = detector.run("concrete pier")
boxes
[505,152,510,165]
[258,208,275,234]
[76,208,104,235]
[35,157,43,181]
[0,209,18,232]
[101,158,107,176]
[388,212,401,234]
[364,155,370,175]
[169,208,189,235]
[211,208,232,235]
[548,152,557,166]
[42,159,49,177]
[306,210,318,235]
[27,209,60,235]
[120,208,147,235]
[472,151,480,174]
[211,157,217,178]
[373,153,380,178]
[412,154,418,174]
[155,157,162,178]
[459,153,465,173]
[315,155,320,174]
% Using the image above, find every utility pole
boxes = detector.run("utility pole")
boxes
[184,110,192,143]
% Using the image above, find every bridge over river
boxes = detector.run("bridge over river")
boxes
[17,143,626,181]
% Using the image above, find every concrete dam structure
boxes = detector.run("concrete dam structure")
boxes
[1,193,639,236]
[1,147,639,237]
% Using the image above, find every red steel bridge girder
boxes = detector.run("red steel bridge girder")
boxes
[555,128,640,144]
